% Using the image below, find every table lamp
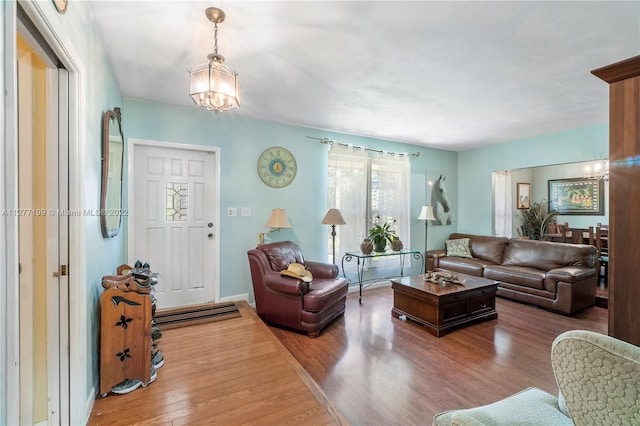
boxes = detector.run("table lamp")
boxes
[321,208,346,264]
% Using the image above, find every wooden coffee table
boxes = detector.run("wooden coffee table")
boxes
[391,272,498,337]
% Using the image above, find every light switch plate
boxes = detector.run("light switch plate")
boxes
[241,207,251,217]
[227,207,237,217]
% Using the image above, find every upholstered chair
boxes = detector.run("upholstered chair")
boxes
[247,241,349,338]
[432,330,640,425]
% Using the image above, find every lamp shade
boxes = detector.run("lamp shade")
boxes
[265,208,292,229]
[418,205,436,221]
[189,62,239,112]
[321,209,346,225]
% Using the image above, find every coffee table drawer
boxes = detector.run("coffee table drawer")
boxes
[470,294,494,314]
[441,300,468,323]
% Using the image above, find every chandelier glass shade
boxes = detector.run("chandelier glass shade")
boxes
[189,7,239,113]
[584,160,609,181]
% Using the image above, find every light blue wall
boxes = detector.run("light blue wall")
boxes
[457,124,608,236]
[70,8,126,409]
[122,99,458,299]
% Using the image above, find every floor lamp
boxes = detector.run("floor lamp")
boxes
[321,209,346,264]
[418,206,436,272]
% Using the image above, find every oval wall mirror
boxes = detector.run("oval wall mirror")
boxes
[100,107,125,238]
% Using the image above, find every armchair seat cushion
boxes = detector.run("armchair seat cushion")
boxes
[303,278,349,312]
[432,387,571,426]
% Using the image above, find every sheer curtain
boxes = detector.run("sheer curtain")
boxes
[370,153,411,268]
[493,171,512,237]
[327,145,411,270]
[327,144,368,262]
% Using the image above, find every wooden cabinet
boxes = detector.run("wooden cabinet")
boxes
[592,56,640,346]
[99,288,152,396]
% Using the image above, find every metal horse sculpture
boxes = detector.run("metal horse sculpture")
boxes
[431,174,452,225]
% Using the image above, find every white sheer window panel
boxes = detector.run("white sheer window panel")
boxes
[327,145,411,271]
[493,171,512,238]
[327,144,368,264]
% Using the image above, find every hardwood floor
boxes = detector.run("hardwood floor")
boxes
[88,287,607,425]
[88,301,346,425]
[270,286,607,425]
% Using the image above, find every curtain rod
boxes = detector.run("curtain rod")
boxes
[306,136,420,158]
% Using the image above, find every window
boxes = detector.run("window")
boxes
[327,144,410,268]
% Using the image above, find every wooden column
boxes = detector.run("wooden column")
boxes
[592,56,640,346]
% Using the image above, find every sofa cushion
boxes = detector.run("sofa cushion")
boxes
[483,265,546,290]
[438,257,488,277]
[502,239,596,270]
[446,238,473,258]
[448,233,509,264]
[432,387,572,426]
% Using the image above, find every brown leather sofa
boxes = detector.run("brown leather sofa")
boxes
[247,241,349,337]
[427,233,597,315]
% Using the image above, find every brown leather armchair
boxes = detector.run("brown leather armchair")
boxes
[247,241,349,338]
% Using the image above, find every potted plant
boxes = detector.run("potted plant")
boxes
[519,199,558,240]
[368,222,395,252]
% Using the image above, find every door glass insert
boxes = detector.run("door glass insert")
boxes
[166,182,188,221]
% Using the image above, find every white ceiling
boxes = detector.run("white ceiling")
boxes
[88,1,639,151]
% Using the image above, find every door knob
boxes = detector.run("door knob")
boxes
[208,233,214,238]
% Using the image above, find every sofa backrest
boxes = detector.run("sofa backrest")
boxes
[503,238,596,270]
[448,233,509,265]
[256,241,306,272]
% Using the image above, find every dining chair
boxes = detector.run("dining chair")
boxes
[595,225,609,287]
[562,226,594,245]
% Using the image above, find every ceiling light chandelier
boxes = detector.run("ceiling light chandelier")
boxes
[584,160,609,181]
[188,7,239,113]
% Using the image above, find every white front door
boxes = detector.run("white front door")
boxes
[132,142,219,309]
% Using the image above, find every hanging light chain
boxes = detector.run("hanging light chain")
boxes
[213,21,219,56]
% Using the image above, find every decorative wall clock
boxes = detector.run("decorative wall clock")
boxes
[257,146,297,188]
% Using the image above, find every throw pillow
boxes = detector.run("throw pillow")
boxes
[446,238,473,259]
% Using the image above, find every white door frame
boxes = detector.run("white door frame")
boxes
[3,2,83,425]
[127,138,221,304]
[16,42,36,426]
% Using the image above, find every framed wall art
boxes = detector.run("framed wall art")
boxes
[548,178,604,215]
[427,170,452,226]
[516,182,530,209]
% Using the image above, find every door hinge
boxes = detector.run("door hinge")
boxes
[54,265,68,278]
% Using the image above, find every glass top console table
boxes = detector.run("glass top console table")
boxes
[341,250,424,304]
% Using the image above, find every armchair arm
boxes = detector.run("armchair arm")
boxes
[264,271,309,296]
[304,260,339,279]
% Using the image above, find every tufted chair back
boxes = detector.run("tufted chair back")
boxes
[552,330,640,424]
[257,241,306,272]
